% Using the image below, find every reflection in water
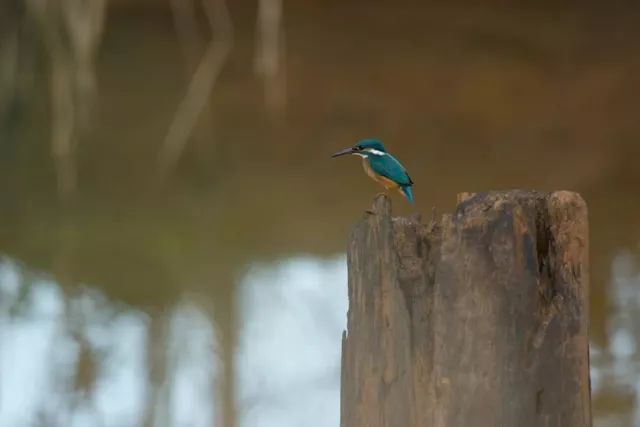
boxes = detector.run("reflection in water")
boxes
[24,0,106,198]
[7,250,640,427]
[591,252,640,427]
[254,0,286,117]
[0,256,346,427]
[0,258,149,426]
[158,0,234,180]
[237,257,346,427]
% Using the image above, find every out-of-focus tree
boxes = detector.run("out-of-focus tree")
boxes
[255,0,286,118]
[25,0,106,199]
[157,0,233,181]
[0,0,20,122]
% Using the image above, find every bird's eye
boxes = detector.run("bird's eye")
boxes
[356,145,363,150]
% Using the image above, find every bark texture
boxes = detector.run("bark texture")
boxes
[341,190,591,427]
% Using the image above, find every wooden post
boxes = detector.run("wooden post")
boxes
[341,191,591,427]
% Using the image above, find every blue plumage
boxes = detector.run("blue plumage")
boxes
[367,152,412,186]
[401,186,414,203]
[331,139,415,203]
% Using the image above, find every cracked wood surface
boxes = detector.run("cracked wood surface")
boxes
[341,190,591,427]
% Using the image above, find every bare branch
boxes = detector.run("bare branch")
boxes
[157,0,234,180]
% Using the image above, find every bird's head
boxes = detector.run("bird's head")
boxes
[331,139,387,158]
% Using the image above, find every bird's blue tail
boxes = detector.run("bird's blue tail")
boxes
[401,186,414,203]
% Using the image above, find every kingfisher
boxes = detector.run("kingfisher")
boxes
[331,139,414,203]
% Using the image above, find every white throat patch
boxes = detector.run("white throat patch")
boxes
[353,153,368,158]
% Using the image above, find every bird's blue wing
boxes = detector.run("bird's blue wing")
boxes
[368,154,413,186]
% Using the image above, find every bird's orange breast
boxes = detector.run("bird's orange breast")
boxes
[362,158,399,190]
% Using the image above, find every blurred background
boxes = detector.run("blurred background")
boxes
[0,0,639,426]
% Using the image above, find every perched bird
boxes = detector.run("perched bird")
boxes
[331,139,414,203]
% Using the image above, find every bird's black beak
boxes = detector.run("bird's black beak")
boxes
[331,147,356,158]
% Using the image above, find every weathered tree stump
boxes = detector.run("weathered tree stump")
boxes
[341,191,590,427]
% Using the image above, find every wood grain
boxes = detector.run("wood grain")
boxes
[341,191,591,427]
